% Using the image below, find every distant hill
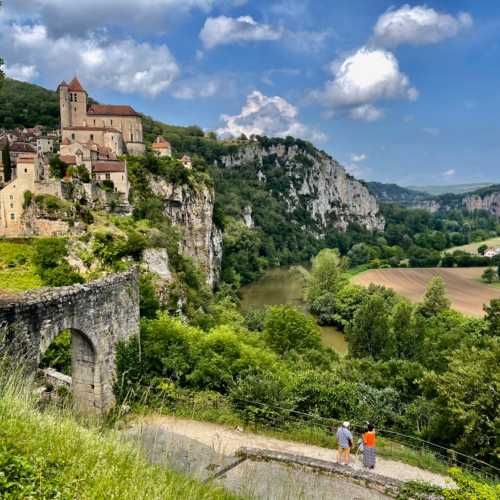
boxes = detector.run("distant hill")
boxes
[406,183,495,196]
[0,78,60,129]
[366,182,429,204]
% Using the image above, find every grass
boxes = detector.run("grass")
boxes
[446,236,500,255]
[0,374,238,499]
[0,239,42,292]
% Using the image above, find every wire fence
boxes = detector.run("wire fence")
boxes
[227,396,500,481]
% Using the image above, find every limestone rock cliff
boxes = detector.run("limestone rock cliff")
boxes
[149,177,222,286]
[463,192,500,216]
[220,142,384,232]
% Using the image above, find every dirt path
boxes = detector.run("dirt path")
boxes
[352,267,500,317]
[135,415,452,489]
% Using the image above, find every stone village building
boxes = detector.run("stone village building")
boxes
[59,77,145,156]
[0,77,145,236]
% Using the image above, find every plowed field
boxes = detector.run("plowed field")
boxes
[352,267,500,317]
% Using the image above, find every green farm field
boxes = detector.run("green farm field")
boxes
[446,236,500,255]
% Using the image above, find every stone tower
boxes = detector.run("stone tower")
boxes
[58,77,88,130]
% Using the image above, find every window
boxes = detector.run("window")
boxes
[70,93,73,102]
[90,134,94,141]
[110,119,113,125]
[74,107,77,112]
[74,93,77,102]
[9,195,13,200]
[24,168,27,173]
[10,213,15,220]
[93,119,96,125]
[71,133,75,140]
[105,173,111,180]
[10,203,14,209]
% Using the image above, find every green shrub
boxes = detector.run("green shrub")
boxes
[39,330,72,375]
[229,372,295,425]
[33,238,83,286]
[22,190,33,209]
[443,468,500,499]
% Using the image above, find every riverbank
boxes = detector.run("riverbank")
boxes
[239,267,348,355]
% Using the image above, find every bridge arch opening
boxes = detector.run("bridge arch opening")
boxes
[39,329,98,413]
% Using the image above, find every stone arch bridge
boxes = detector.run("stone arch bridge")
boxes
[0,269,139,414]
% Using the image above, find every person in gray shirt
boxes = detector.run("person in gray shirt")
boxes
[336,421,353,465]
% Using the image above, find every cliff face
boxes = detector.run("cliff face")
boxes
[220,142,384,232]
[463,192,500,217]
[150,178,222,286]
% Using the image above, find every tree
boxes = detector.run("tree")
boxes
[0,57,4,90]
[264,305,321,354]
[423,338,500,465]
[484,299,500,337]
[481,267,496,284]
[306,248,347,303]
[478,243,488,255]
[2,142,12,182]
[391,299,421,360]
[349,293,395,360]
[49,156,67,179]
[418,276,450,318]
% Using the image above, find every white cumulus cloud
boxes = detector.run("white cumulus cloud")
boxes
[200,15,282,49]
[373,5,473,47]
[217,90,325,142]
[1,18,180,96]
[5,0,219,36]
[3,63,39,82]
[350,153,367,162]
[311,46,417,121]
[443,168,456,177]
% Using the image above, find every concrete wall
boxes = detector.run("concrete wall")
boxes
[0,269,140,414]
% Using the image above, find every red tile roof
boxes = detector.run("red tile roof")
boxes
[154,135,169,144]
[10,142,37,153]
[68,77,85,92]
[152,142,171,149]
[61,137,71,145]
[93,161,125,173]
[87,104,139,117]
[59,155,76,165]
[17,154,36,161]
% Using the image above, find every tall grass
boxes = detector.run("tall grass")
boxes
[0,372,238,499]
[0,239,42,291]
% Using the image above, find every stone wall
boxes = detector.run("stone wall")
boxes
[0,269,140,414]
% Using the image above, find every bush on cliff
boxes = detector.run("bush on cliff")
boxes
[33,237,83,286]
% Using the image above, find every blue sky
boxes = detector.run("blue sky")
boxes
[2,0,500,185]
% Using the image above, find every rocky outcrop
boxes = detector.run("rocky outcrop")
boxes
[142,247,173,281]
[150,178,222,286]
[220,142,384,233]
[463,192,500,216]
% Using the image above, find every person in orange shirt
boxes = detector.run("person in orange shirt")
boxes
[362,423,376,469]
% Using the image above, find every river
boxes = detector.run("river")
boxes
[239,267,348,355]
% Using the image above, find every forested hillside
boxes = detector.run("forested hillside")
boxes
[0,78,60,128]
[366,182,428,204]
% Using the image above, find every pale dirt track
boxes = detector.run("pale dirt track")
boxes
[352,267,500,317]
[134,415,452,489]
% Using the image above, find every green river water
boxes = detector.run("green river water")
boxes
[239,267,348,355]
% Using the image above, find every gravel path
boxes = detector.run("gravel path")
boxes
[134,415,452,489]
